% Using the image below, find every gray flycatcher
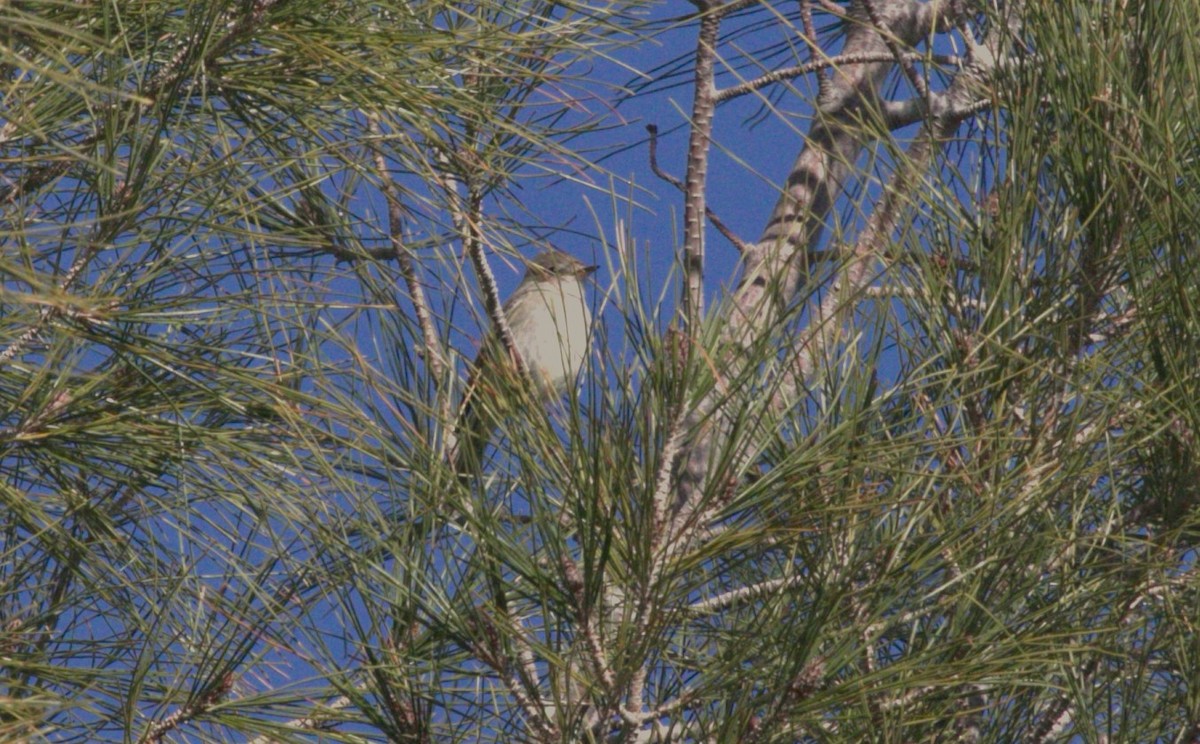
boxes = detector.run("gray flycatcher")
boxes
[451,248,598,474]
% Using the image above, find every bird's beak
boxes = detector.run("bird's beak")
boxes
[579,264,599,278]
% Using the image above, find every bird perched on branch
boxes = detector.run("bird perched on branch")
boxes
[451,248,598,475]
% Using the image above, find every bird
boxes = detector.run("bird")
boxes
[450,248,598,476]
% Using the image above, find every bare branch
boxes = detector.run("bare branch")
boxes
[861,0,930,101]
[687,574,808,615]
[368,119,448,386]
[799,0,831,100]
[679,8,724,325]
[647,124,750,253]
[717,52,963,104]
[815,0,847,18]
[447,163,522,375]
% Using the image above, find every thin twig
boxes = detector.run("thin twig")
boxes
[800,0,830,100]
[368,118,448,385]
[816,0,846,17]
[447,152,526,378]
[432,147,525,473]
[646,124,749,252]
[717,52,960,103]
[686,574,807,614]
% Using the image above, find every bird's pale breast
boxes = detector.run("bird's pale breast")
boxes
[503,276,591,397]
